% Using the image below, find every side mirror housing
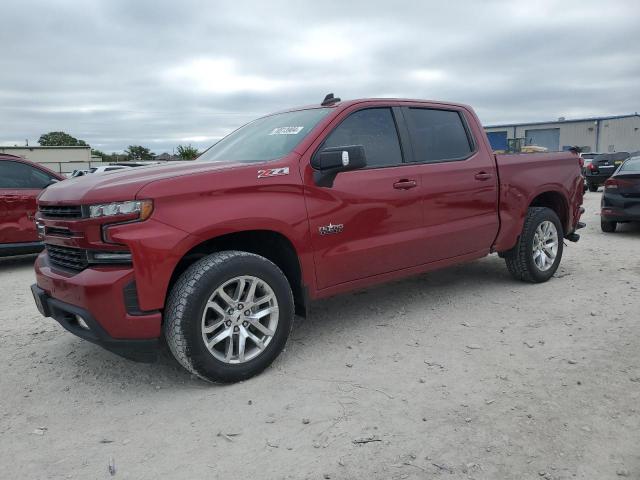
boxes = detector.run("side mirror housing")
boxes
[311,145,366,187]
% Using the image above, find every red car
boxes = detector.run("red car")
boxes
[0,154,64,256]
[31,96,585,383]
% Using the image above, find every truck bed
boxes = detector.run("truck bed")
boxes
[492,152,584,252]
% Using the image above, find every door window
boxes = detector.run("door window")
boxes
[323,108,403,168]
[405,108,473,163]
[0,160,55,189]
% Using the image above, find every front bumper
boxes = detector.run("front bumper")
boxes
[31,284,159,362]
[33,252,162,361]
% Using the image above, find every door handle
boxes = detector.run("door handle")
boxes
[474,172,492,181]
[393,179,417,190]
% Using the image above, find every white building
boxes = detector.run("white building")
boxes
[0,145,104,176]
[484,113,640,153]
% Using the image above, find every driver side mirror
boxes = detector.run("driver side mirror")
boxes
[311,145,366,187]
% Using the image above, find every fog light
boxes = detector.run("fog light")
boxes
[89,251,133,264]
[75,315,90,330]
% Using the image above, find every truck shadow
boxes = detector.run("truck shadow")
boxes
[295,255,513,339]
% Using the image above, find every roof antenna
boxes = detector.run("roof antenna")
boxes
[321,93,341,106]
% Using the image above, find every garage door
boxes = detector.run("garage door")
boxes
[525,128,560,151]
[486,131,508,151]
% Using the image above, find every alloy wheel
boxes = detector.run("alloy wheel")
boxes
[201,275,279,364]
[532,220,558,271]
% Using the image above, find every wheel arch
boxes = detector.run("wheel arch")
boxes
[528,190,570,234]
[167,229,308,317]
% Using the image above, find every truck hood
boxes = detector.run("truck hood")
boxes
[39,161,244,205]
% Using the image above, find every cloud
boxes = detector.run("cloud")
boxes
[164,58,293,94]
[1,0,639,153]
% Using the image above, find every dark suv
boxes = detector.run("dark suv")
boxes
[584,152,629,192]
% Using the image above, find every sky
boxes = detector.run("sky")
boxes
[1,0,639,154]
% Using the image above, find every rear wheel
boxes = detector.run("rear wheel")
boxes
[588,182,598,192]
[164,251,294,383]
[503,207,564,283]
[601,220,616,233]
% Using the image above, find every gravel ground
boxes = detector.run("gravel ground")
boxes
[1,191,639,480]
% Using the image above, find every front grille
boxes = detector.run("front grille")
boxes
[39,205,84,219]
[45,244,88,272]
[46,226,73,237]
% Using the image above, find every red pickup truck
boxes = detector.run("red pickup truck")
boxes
[31,96,584,383]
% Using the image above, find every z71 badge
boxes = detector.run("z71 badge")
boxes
[257,167,289,179]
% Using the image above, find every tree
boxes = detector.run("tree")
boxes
[125,145,156,161]
[38,131,87,147]
[176,144,200,160]
[91,149,106,159]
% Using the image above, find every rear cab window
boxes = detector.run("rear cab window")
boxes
[404,108,473,163]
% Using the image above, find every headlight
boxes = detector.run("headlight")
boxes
[89,200,153,220]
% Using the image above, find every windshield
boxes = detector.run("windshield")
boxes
[198,108,331,163]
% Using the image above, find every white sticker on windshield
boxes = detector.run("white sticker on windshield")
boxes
[269,126,304,135]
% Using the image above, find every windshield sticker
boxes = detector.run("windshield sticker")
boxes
[269,126,304,135]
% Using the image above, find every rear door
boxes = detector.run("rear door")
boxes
[303,105,427,289]
[0,160,55,244]
[401,106,499,261]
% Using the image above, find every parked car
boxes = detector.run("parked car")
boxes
[31,96,585,383]
[0,154,64,256]
[601,155,640,232]
[584,152,630,192]
[87,165,132,174]
[580,153,597,192]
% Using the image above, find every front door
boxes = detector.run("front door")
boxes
[302,106,426,289]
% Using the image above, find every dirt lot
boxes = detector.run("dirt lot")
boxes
[1,191,638,480]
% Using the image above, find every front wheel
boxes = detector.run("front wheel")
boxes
[503,207,564,283]
[164,251,294,383]
[588,182,598,192]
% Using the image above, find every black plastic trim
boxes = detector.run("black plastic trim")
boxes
[122,281,157,316]
[0,241,44,256]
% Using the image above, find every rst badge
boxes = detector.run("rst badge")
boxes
[319,223,344,236]
[257,167,289,179]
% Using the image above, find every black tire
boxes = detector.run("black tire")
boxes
[588,182,598,192]
[503,207,564,283]
[601,220,616,233]
[164,251,294,383]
